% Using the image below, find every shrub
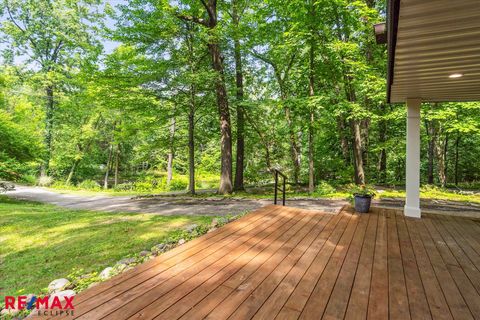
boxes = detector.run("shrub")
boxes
[51,181,70,189]
[114,182,135,192]
[315,181,336,196]
[168,177,188,191]
[133,181,154,192]
[78,179,101,190]
[37,175,54,187]
[20,174,37,185]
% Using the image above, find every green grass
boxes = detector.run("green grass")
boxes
[0,196,213,302]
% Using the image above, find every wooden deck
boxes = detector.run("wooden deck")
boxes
[33,205,480,320]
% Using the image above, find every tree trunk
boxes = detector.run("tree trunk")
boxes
[425,120,435,184]
[307,27,315,193]
[66,158,80,185]
[351,119,365,185]
[284,107,300,184]
[343,74,364,185]
[104,144,113,189]
[41,85,55,176]
[167,117,176,186]
[208,42,233,194]
[378,104,387,183]
[308,112,315,192]
[114,145,120,188]
[455,135,460,186]
[434,127,446,188]
[232,3,245,192]
[188,91,196,195]
[177,1,232,194]
[337,116,350,164]
[444,133,449,185]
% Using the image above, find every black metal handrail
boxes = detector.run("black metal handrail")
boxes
[273,169,287,206]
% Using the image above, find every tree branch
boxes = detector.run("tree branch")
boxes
[175,12,209,27]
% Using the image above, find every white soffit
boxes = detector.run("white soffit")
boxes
[390,0,480,103]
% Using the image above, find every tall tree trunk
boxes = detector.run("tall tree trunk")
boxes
[351,120,365,185]
[114,144,120,188]
[232,2,245,191]
[167,117,176,186]
[208,42,233,194]
[66,158,80,185]
[378,104,387,183]
[344,75,365,185]
[285,107,300,184]
[455,135,460,186]
[425,120,435,184]
[188,87,196,195]
[41,85,54,176]
[104,143,113,189]
[433,123,446,188]
[177,1,232,194]
[307,24,316,193]
[444,133,449,185]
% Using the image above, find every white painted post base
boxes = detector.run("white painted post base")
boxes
[404,206,421,218]
[404,98,422,218]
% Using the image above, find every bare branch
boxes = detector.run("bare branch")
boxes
[200,0,215,21]
[250,49,275,67]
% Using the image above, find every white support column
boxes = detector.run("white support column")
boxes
[404,98,422,218]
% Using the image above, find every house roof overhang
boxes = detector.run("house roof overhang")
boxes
[387,0,480,103]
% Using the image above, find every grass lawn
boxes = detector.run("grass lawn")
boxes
[0,196,213,302]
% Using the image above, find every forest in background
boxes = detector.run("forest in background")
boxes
[1,0,480,195]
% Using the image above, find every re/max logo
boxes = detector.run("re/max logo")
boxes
[4,295,75,310]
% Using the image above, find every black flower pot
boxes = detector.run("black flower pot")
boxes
[354,194,372,213]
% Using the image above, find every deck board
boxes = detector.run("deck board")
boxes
[30,205,480,320]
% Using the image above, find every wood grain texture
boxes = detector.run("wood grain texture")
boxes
[36,205,480,320]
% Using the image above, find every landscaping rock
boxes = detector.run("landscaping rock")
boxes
[99,267,114,280]
[117,257,136,265]
[185,224,198,233]
[48,290,76,305]
[210,219,219,228]
[207,227,217,233]
[139,250,150,257]
[151,243,166,255]
[115,263,128,272]
[178,239,186,245]
[48,278,71,294]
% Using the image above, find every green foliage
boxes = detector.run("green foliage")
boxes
[349,184,377,197]
[168,177,188,191]
[315,181,336,196]
[78,179,102,191]
[0,0,479,195]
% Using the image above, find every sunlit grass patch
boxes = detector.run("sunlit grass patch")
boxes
[0,196,212,302]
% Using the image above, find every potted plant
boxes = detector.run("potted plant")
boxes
[351,184,376,213]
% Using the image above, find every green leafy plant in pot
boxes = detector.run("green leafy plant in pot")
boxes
[350,184,376,213]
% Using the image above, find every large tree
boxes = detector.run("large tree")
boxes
[0,0,103,175]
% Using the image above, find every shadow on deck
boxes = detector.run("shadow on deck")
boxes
[29,205,480,319]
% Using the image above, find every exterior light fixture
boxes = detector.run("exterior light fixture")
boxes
[449,73,463,79]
